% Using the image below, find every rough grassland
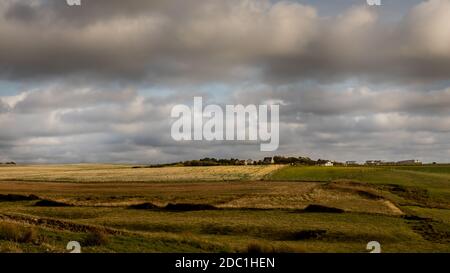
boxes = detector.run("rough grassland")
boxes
[0,164,449,253]
[268,165,450,204]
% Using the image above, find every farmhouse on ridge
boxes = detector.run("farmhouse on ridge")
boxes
[323,161,334,167]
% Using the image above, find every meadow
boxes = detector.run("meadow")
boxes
[0,164,448,253]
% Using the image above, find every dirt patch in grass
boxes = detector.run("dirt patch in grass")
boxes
[381,184,448,209]
[128,202,218,211]
[326,181,384,200]
[353,190,383,200]
[34,199,73,207]
[129,202,159,210]
[386,184,429,201]
[406,217,450,243]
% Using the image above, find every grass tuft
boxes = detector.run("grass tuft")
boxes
[84,230,109,247]
[0,222,39,244]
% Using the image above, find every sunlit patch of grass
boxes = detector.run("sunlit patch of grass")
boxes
[268,165,450,207]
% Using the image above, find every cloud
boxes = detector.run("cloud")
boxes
[0,99,10,113]
[401,0,450,58]
[0,0,449,163]
[12,88,138,113]
[0,0,448,84]
[233,85,450,116]
[1,81,449,163]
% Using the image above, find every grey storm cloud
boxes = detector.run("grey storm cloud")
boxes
[13,88,138,113]
[0,0,449,163]
[0,0,449,83]
[234,85,450,116]
[1,82,449,163]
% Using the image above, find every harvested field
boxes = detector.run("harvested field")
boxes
[0,164,283,183]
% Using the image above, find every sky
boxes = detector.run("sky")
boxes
[0,0,449,164]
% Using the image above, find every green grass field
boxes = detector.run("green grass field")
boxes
[268,165,450,205]
[0,164,449,253]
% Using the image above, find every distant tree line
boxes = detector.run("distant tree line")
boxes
[0,162,16,165]
[138,158,248,168]
[273,156,315,165]
[184,158,240,166]
[273,156,343,166]
[134,156,337,168]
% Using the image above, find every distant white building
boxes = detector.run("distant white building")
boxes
[365,160,383,165]
[323,161,334,167]
[244,159,254,165]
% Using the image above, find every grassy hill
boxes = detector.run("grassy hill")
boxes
[0,164,448,253]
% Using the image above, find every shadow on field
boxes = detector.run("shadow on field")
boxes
[302,204,344,213]
[199,223,391,243]
[129,202,218,211]
[128,202,345,213]
[0,194,40,202]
